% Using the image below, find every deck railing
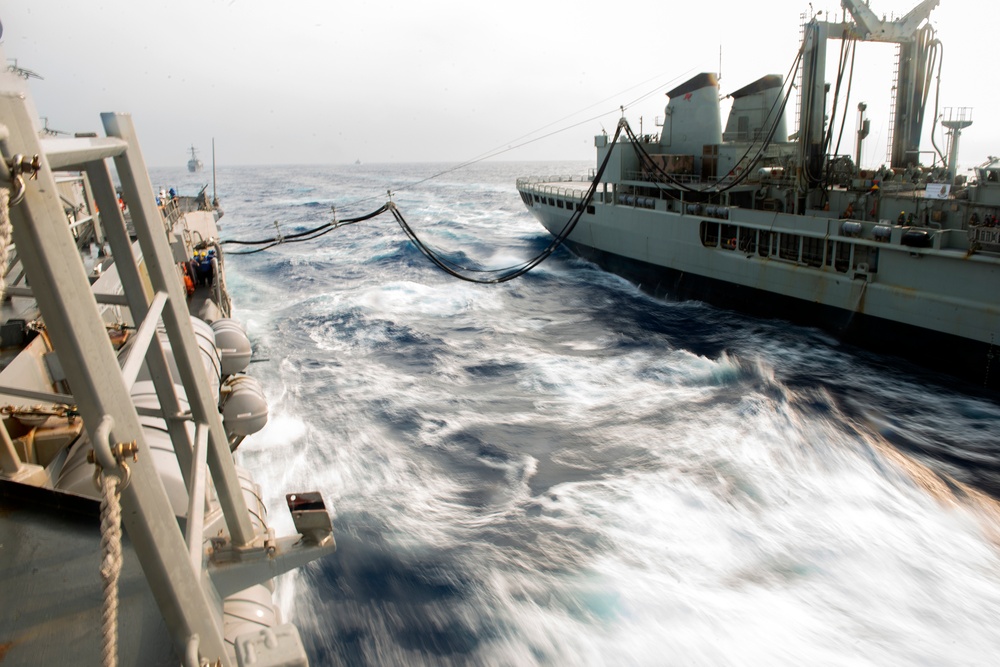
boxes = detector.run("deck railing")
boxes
[516,176,593,201]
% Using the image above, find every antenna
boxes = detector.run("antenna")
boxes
[718,45,723,81]
[7,59,43,80]
[212,138,217,205]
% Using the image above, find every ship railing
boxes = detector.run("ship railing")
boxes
[516,176,593,201]
[516,175,592,186]
[67,213,97,233]
[160,196,183,232]
[0,97,332,665]
[969,224,1000,251]
[623,168,714,186]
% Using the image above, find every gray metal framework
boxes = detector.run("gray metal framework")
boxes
[1,92,334,665]
[799,0,940,191]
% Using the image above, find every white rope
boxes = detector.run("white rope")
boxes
[0,187,12,300]
[100,472,123,667]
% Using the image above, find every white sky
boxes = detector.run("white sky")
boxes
[2,1,992,171]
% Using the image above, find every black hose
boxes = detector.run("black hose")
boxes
[218,123,626,279]
[387,121,624,284]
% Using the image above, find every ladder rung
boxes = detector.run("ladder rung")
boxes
[39,136,128,170]
[119,291,169,391]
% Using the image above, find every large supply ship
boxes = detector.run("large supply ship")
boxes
[0,36,334,666]
[517,0,1000,386]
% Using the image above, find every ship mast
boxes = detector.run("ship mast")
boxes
[798,0,939,200]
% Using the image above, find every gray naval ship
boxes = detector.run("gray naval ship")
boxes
[188,146,204,173]
[0,35,334,667]
[518,0,1000,387]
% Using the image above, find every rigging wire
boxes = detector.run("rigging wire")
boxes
[448,66,695,172]
[329,68,698,212]
[338,110,616,211]
[830,38,856,162]
[819,34,857,204]
[219,20,820,280]
[222,36,802,271]
[823,32,852,159]
[223,122,626,281]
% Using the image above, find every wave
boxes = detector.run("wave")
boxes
[190,162,1000,666]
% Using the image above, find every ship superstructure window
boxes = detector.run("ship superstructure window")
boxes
[700,220,720,247]
[557,200,564,208]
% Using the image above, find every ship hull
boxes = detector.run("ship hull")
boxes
[520,192,1000,389]
[561,234,994,386]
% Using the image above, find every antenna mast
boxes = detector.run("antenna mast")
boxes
[212,138,217,205]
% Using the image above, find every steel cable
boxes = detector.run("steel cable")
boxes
[218,123,624,280]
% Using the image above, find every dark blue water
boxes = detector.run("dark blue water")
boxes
[156,163,1000,666]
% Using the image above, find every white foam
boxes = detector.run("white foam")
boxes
[221,163,1000,664]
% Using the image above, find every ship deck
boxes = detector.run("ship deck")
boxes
[0,481,177,665]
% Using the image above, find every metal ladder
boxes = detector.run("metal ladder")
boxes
[1,91,333,666]
[886,45,900,166]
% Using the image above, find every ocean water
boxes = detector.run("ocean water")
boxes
[156,163,1000,666]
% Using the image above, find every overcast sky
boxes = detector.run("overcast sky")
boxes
[2,1,992,171]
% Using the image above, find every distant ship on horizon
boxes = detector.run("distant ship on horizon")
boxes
[187,144,203,172]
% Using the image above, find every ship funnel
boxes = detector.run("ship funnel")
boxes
[723,74,788,143]
[659,73,722,154]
